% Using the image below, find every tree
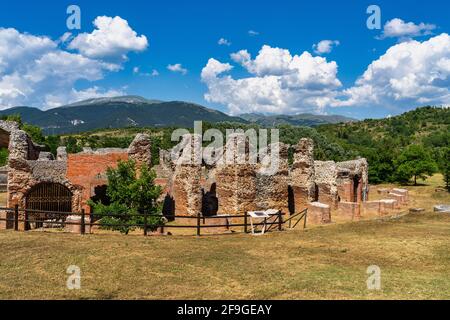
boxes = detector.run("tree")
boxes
[88,160,163,234]
[394,145,438,185]
[437,147,450,191]
[21,123,45,145]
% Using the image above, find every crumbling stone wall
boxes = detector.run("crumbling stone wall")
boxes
[336,158,369,202]
[212,133,259,215]
[290,139,316,213]
[2,117,372,226]
[6,129,82,229]
[128,133,152,167]
[2,126,153,229]
[168,134,203,216]
[313,161,339,209]
[255,142,290,213]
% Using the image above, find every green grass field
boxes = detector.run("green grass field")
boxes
[0,211,449,300]
[0,175,449,300]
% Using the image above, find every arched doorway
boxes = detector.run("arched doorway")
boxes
[25,183,73,229]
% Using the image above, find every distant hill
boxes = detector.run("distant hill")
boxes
[0,96,245,135]
[240,113,356,127]
[0,95,360,135]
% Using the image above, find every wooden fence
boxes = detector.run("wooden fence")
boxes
[0,205,308,236]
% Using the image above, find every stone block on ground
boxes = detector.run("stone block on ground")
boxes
[388,193,406,205]
[409,208,425,214]
[362,201,381,216]
[65,215,91,234]
[380,199,398,215]
[202,215,231,234]
[307,202,331,225]
[433,205,450,213]
[377,188,390,195]
[392,188,409,201]
[337,202,361,220]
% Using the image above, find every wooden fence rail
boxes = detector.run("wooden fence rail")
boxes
[0,205,307,236]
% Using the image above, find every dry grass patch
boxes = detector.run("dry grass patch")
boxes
[0,211,449,300]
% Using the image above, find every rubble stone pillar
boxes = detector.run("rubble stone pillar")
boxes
[290,138,316,213]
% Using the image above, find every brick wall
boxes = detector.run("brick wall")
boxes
[66,153,129,212]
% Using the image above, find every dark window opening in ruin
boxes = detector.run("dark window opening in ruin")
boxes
[202,183,218,217]
[25,183,72,229]
[353,175,360,203]
[90,185,110,222]
[91,185,110,206]
[288,185,295,215]
[314,184,319,202]
[162,193,175,221]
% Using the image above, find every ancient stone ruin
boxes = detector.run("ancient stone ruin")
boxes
[0,121,151,230]
[0,120,376,232]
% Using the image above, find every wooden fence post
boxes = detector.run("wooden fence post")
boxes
[14,205,19,231]
[80,209,85,235]
[278,210,283,231]
[303,209,307,229]
[143,211,148,236]
[244,212,248,234]
[196,212,201,236]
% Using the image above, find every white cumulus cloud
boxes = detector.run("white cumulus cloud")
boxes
[334,33,450,110]
[68,16,148,62]
[0,16,148,110]
[379,18,436,41]
[313,40,340,55]
[167,63,188,75]
[202,45,342,115]
[218,38,231,46]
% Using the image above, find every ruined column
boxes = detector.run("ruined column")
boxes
[215,133,258,215]
[128,133,152,167]
[7,130,32,209]
[255,142,290,213]
[290,138,316,213]
[169,134,203,216]
[314,161,339,209]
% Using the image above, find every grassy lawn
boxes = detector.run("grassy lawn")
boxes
[0,211,449,300]
[0,175,449,300]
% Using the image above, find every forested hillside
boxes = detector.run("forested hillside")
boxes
[316,106,449,186]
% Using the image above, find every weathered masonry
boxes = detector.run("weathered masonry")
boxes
[0,121,151,230]
[156,133,370,220]
[0,121,370,231]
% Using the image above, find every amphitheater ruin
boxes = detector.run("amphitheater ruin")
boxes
[0,120,408,233]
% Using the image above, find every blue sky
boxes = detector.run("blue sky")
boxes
[0,0,449,119]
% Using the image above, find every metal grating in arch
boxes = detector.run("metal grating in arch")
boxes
[25,183,73,217]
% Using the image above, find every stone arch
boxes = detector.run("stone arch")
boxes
[25,182,73,211]
[24,182,73,229]
[18,179,82,214]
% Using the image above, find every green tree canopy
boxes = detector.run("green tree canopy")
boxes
[89,160,163,234]
[394,145,438,185]
[436,147,450,191]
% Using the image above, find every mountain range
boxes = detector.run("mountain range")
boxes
[0,96,357,135]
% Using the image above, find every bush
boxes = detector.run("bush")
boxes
[88,160,163,234]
